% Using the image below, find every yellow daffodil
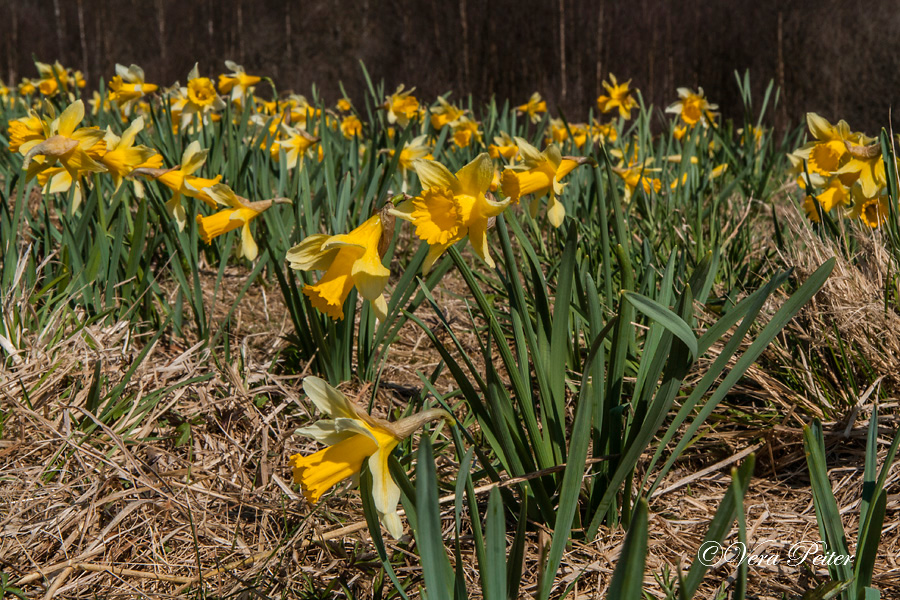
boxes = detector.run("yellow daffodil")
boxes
[274,124,320,169]
[108,64,158,115]
[218,60,261,103]
[196,183,288,260]
[99,116,158,191]
[169,64,226,131]
[18,79,37,96]
[488,132,518,161]
[135,141,221,229]
[857,195,890,228]
[21,100,106,190]
[738,125,764,149]
[666,87,718,127]
[384,85,420,127]
[288,211,393,320]
[791,113,860,185]
[390,153,509,272]
[430,96,465,130]
[516,92,547,124]
[340,114,363,139]
[835,139,885,198]
[35,61,84,97]
[283,94,320,129]
[500,137,589,228]
[597,74,638,119]
[590,120,618,145]
[451,117,481,148]
[612,160,663,203]
[337,97,353,112]
[571,124,589,149]
[291,377,450,539]
[386,134,433,190]
[547,118,569,144]
[8,112,44,154]
[799,174,850,217]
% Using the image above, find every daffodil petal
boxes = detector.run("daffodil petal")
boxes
[287,234,339,271]
[454,153,493,196]
[369,446,403,539]
[414,159,459,193]
[303,376,358,420]
[240,222,258,261]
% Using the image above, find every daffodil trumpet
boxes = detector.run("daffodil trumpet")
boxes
[291,376,451,539]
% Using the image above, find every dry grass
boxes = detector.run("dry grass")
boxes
[2,256,900,599]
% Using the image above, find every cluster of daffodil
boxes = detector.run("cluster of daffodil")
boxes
[789,113,891,229]
[4,62,755,539]
[5,61,747,318]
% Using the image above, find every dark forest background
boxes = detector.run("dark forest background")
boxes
[1,0,897,132]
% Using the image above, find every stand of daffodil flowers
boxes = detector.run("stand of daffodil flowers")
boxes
[2,59,859,598]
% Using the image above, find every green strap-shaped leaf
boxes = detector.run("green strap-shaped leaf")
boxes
[624,291,698,358]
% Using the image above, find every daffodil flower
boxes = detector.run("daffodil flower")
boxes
[451,117,481,148]
[273,124,320,169]
[791,113,860,185]
[516,92,547,124]
[283,94,320,130]
[666,87,718,127]
[35,61,84,97]
[385,134,433,191]
[547,118,569,144]
[135,141,221,230]
[429,96,465,130]
[288,211,394,321]
[169,64,226,131]
[612,160,662,203]
[21,100,106,190]
[336,97,353,112]
[391,153,508,272]
[218,60,261,103]
[835,139,885,198]
[340,114,363,139]
[99,117,158,191]
[109,64,158,115]
[597,74,638,119]
[196,184,288,260]
[8,112,44,154]
[291,377,450,539]
[384,85,421,127]
[488,132,518,161]
[500,137,589,228]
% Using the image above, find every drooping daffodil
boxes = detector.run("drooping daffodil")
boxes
[99,116,160,191]
[287,209,394,321]
[196,183,289,261]
[108,64,158,115]
[217,60,262,103]
[134,140,222,230]
[500,137,591,228]
[429,95,465,130]
[291,377,450,539]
